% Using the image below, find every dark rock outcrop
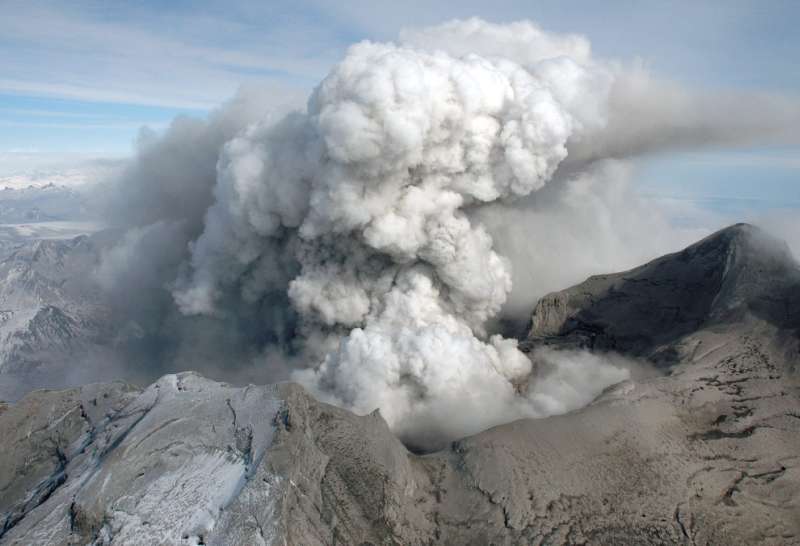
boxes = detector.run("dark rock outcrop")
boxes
[523,223,800,364]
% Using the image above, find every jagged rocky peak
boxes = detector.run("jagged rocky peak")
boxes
[524,223,800,360]
[0,230,119,402]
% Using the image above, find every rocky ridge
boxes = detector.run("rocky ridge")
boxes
[0,233,120,401]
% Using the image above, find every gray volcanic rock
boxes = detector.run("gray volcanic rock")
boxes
[1,224,799,545]
[441,321,800,544]
[523,223,800,363]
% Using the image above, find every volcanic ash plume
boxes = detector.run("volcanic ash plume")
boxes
[169,20,621,442]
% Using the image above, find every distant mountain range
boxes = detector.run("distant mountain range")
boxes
[0,233,118,401]
[1,224,798,544]
[0,183,110,399]
[0,184,95,225]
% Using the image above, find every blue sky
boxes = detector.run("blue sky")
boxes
[0,0,798,209]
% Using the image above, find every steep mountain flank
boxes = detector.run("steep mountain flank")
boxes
[524,223,800,363]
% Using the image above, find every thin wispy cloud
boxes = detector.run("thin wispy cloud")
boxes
[0,108,118,119]
[0,1,340,110]
[0,79,221,111]
[672,151,800,170]
[0,119,169,131]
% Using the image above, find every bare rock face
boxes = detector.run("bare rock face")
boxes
[524,223,800,363]
[1,223,799,545]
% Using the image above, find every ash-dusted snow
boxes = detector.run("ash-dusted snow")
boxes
[0,373,284,545]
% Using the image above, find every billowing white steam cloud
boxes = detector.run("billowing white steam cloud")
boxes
[168,19,625,441]
[92,18,800,446]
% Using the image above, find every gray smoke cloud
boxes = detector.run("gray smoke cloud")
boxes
[91,87,303,383]
[89,18,798,446]
[477,160,712,329]
[169,19,618,442]
[567,70,800,166]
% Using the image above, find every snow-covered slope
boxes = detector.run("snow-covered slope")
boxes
[0,235,111,400]
[1,374,284,545]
